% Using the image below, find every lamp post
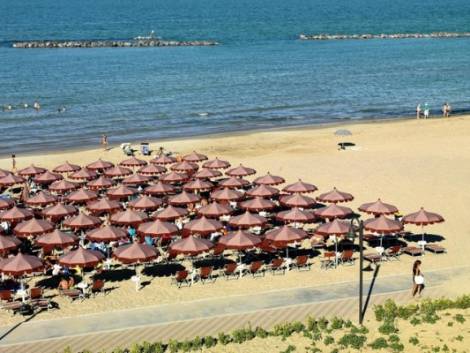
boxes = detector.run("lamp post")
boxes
[349,217,365,325]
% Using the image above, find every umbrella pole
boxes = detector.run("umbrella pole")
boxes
[334,239,338,268]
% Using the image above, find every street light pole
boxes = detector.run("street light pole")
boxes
[359,219,364,325]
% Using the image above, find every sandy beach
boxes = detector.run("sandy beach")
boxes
[1,116,469,329]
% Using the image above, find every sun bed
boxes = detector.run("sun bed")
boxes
[171,270,190,288]
[222,263,239,280]
[199,266,215,284]
[247,261,265,277]
[384,245,402,260]
[1,301,22,315]
[292,255,311,271]
[59,288,82,301]
[402,246,424,256]
[268,258,286,275]
[425,244,447,254]
[339,250,355,266]
[364,253,382,263]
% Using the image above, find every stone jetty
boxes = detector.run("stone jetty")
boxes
[12,39,218,49]
[299,32,470,41]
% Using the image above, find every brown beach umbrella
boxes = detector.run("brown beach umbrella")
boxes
[86,159,114,171]
[120,156,147,168]
[0,197,14,211]
[317,187,354,204]
[170,235,213,255]
[34,171,63,184]
[229,211,267,229]
[240,197,276,212]
[18,164,46,177]
[66,188,98,204]
[197,202,233,218]
[183,151,208,162]
[106,185,137,200]
[63,213,102,230]
[0,236,21,254]
[49,179,78,194]
[253,172,285,186]
[59,247,104,268]
[218,177,250,189]
[0,253,43,276]
[128,195,163,211]
[219,230,261,250]
[0,169,10,178]
[314,204,353,219]
[25,191,58,207]
[183,179,214,192]
[402,208,444,242]
[138,220,178,238]
[265,225,308,245]
[69,168,97,181]
[211,188,244,202]
[168,191,201,206]
[0,206,34,223]
[53,161,81,174]
[104,166,132,178]
[159,171,189,184]
[277,207,314,223]
[138,164,166,176]
[283,179,318,194]
[150,155,176,165]
[154,205,188,221]
[122,174,151,186]
[226,164,256,177]
[110,209,148,226]
[364,215,403,234]
[280,194,316,208]
[246,184,279,198]
[184,216,223,236]
[113,242,157,264]
[0,174,25,187]
[203,157,231,170]
[86,198,121,215]
[193,168,222,179]
[14,218,54,237]
[170,161,199,173]
[42,203,78,221]
[315,219,352,236]
[359,199,398,216]
[37,230,77,248]
[86,225,127,242]
[144,181,176,195]
[87,176,114,190]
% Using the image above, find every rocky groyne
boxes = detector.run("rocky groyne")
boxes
[299,32,470,41]
[12,39,218,49]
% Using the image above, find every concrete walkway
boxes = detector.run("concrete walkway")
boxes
[0,266,465,353]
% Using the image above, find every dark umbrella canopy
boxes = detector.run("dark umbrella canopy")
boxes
[25,191,58,207]
[150,155,176,165]
[203,157,231,170]
[120,156,147,168]
[59,247,104,268]
[66,189,98,204]
[170,161,199,173]
[87,176,114,190]
[226,164,256,177]
[34,171,63,184]
[211,188,244,202]
[315,219,352,236]
[53,161,81,174]
[183,179,214,192]
[42,203,78,220]
[0,197,15,211]
[0,174,25,187]
[246,185,279,198]
[229,211,267,228]
[63,213,102,230]
[314,204,353,219]
[138,220,179,238]
[18,165,46,177]
[104,166,133,178]
[36,230,78,248]
[197,202,233,218]
[183,151,208,162]
[128,195,163,211]
[265,225,307,245]
[0,236,21,254]
[154,205,188,221]
[159,171,189,184]
[48,180,78,194]
[193,168,223,179]
[110,209,148,226]
[239,197,276,211]
[0,253,43,276]
[280,194,316,208]
[219,230,261,250]
[69,168,97,181]
[86,198,122,214]
[282,179,318,194]
[122,174,151,186]
[144,182,176,195]
[114,242,157,264]
[168,191,201,206]
[276,208,314,223]
[0,206,34,223]
[218,177,250,189]
[107,185,137,199]
[253,172,285,186]
[184,216,223,236]
[364,215,403,234]
[86,225,128,242]
[358,199,398,216]
[317,187,354,204]
[402,208,444,226]
[138,164,166,176]
[86,159,114,171]
[170,236,213,255]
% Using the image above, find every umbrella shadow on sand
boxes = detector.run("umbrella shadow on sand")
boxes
[94,268,135,282]
[142,263,185,277]
[403,233,445,243]
[365,237,408,249]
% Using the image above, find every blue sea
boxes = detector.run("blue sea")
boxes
[1,0,470,155]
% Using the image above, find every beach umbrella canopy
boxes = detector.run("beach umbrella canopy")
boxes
[358,199,399,216]
[240,197,276,212]
[0,253,43,276]
[18,165,46,177]
[63,213,102,230]
[169,191,201,206]
[253,173,285,186]
[184,216,223,236]
[0,197,14,211]
[114,242,157,264]
[104,166,132,178]
[218,177,250,189]
[364,215,403,234]
[170,235,213,255]
[66,188,98,204]
[110,209,148,226]
[0,169,10,178]
[283,179,318,194]
[128,195,163,211]
[211,188,244,202]
[138,220,179,238]
[86,159,114,171]
[183,179,214,192]
[280,194,316,208]
[49,179,78,194]
[0,174,25,187]
[0,236,21,254]
[193,168,223,179]
[219,230,261,250]
[25,191,58,207]
[197,202,233,218]
[170,161,199,173]
[203,157,231,170]
[246,185,279,198]
[34,171,63,184]
[69,168,97,181]
[314,204,353,219]
[229,211,267,229]
[0,206,34,223]
[14,218,54,237]
[226,164,256,177]
[36,230,77,248]
[265,225,308,245]
[86,198,121,214]
[42,203,78,220]
[154,205,188,221]
[122,174,151,186]
[159,171,189,184]
[53,161,81,174]
[138,164,166,176]
[107,185,137,199]
[277,208,314,223]
[86,225,127,242]
[402,208,444,226]
[335,129,352,136]
[183,151,208,162]
[150,155,176,165]
[144,181,175,195]
[317,187,354,204]
[87,176,114,190]
[59,247,104,268]
[120,156,147,168]
[315,219,352,236]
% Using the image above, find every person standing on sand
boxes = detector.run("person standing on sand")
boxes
[101,134,108,150]
[412,260,425,297]
[442,102,451,118]
[423,103,430,119]
[416,104,421,119]
[11,154,16,172]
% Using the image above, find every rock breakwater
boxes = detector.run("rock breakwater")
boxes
[299,32,470,41]
[12,39,218,48]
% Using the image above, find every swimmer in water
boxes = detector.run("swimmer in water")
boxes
[58,106,66,113]
[33,101,41,111]
[21,103,29,109]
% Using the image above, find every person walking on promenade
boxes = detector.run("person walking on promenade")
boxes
[412,260,425,297]
[416,104,421,119]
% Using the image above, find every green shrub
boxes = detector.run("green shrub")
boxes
[254,326,268,338]
[330,349,339,353]
[378,320,398,335]
[129,343,142,353]
[447,321,454,327]
[409,337,420,346]
[317,317,329,330]
[311,332,322,342]
[272,322,305,339]
[330,317,344,330]
[344,320,353,328]
[410,317,421,326]
[338,333,367,349]
[204,336,216,348]
[280,345,296,353]
[231,328,255,344]
[351,325,369,335]
[323,335,334,345]
[454,335,463,342]
[217,332,231,345]
[369,337,388,349]
[191,336,203,351]
[167,339,180,353]
[388,334,400,343]
[453,314,466,324]
[111,349,126,353]
[389,342,405,352]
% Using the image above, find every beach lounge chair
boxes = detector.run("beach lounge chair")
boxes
[140,143,150,156]
[199,266,215,284]
[320,251,336,270]
[222,263,239,280]
[91,279,106,296]
[364,253,382,264]
[1,301,22,315]
[384,245,402,260]
[268,258,285,275]
[403,246,424,256]
[0,290,12,302]
[247,261,265,277]
[425,244,447,254]
[292,255,311,271]
[339,250,355,266]
[59,288,82,302]
[171,270,190,288]
[212,243,225,258]
[258,239,277,254]
[29,287,43,301]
